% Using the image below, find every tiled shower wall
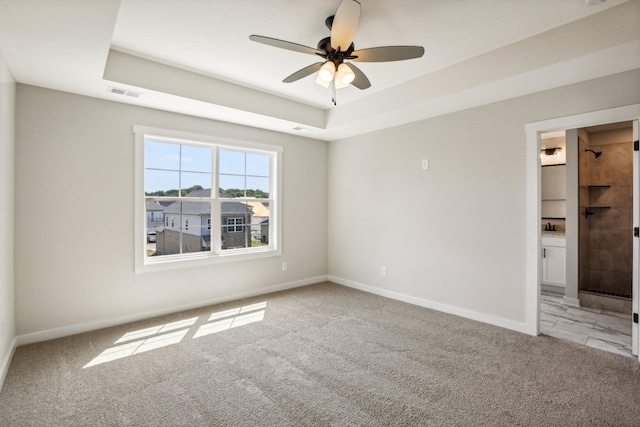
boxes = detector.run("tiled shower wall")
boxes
[579,128,633,297]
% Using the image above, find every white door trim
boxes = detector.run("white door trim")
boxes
[633,120,639,358]
[524,104,640,337]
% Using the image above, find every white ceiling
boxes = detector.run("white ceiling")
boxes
[0,0,638,141]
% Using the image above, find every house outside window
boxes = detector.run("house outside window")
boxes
[134,126,282,271]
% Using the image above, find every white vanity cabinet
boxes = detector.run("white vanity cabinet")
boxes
[541,236,566,287]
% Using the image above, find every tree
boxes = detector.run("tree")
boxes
[220,188,269,198]
[145,185,204,197]
[145,185,269,198]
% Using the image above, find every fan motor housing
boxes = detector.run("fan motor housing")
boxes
[317,36,355,66]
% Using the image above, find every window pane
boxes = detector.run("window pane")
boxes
[181,145,212,173]
[246,177,270,198]
[219,174,245,198]
[248,202,270,247]
[146,141,180,170]
[221,202,252,250]
[246,153,270,177]
[219,150,245,175]
[145,170,179,196]
[181,172,212,195]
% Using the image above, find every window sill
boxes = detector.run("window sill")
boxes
[135,247,282,273]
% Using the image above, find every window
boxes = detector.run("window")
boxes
[226,218,244,233]
[134,126,282,271]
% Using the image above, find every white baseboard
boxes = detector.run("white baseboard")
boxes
[0,337,17,392]
[329,276,529,334]
[16,276,327,346]
[562,296,580,307]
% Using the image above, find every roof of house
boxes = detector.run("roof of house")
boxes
[162,189,254,216]
[246,201,269,217]
[146,201,166,212]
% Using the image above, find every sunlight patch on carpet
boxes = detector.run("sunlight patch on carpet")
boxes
[83,302,267,368]
[194,302,267,339]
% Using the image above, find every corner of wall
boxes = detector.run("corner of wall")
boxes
[0,49,17,390]
[0,338,17,391]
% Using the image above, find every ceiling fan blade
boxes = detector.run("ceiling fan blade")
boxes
[283,62,324,83]
[249,35,322,56]
[330,0,360,52]
[347,63,371,90]
[352,46,425,62]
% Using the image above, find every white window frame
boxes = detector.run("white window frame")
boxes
[134,125,283,273]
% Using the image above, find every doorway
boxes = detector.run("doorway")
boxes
[524,104,640,362]
[538,124,634,357]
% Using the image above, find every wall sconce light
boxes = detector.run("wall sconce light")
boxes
[540,147,562,157]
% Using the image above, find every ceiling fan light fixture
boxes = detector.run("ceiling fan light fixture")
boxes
[336,63,355,86]
[249,0,424,104]
[315,75,331,88]
[318,62,335,83]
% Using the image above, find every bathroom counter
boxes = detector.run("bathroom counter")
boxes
[542,231,565,237]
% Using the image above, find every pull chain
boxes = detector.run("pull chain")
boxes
[332,81,337,106]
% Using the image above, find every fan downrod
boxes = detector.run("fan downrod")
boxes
[325,15,335,31]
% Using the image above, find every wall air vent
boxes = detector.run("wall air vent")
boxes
[108,86,143,98]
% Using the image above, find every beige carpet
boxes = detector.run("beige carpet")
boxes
[1,282,639,426]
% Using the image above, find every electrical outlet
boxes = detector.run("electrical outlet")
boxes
[421,159,429,170]
[381,266,387,277]
[282,262,288,271]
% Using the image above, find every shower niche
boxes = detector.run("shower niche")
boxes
[578,122,633,313]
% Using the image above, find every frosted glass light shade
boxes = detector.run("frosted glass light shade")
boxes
[315,75,331,88]
[336,63,355,85]
[318,62,335,82]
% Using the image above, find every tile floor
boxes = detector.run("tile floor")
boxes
[540,291,633,358]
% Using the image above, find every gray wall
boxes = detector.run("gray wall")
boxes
[328,69,640,330]
[14,85,328,339]
[9,68,640,344]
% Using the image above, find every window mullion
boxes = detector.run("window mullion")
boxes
[212,147,222,254]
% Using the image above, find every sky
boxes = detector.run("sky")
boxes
[145,140,270,195]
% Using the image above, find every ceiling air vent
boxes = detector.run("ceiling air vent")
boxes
[108,86,143,98]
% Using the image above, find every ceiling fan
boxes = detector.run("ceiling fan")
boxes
[249,0,424,105]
